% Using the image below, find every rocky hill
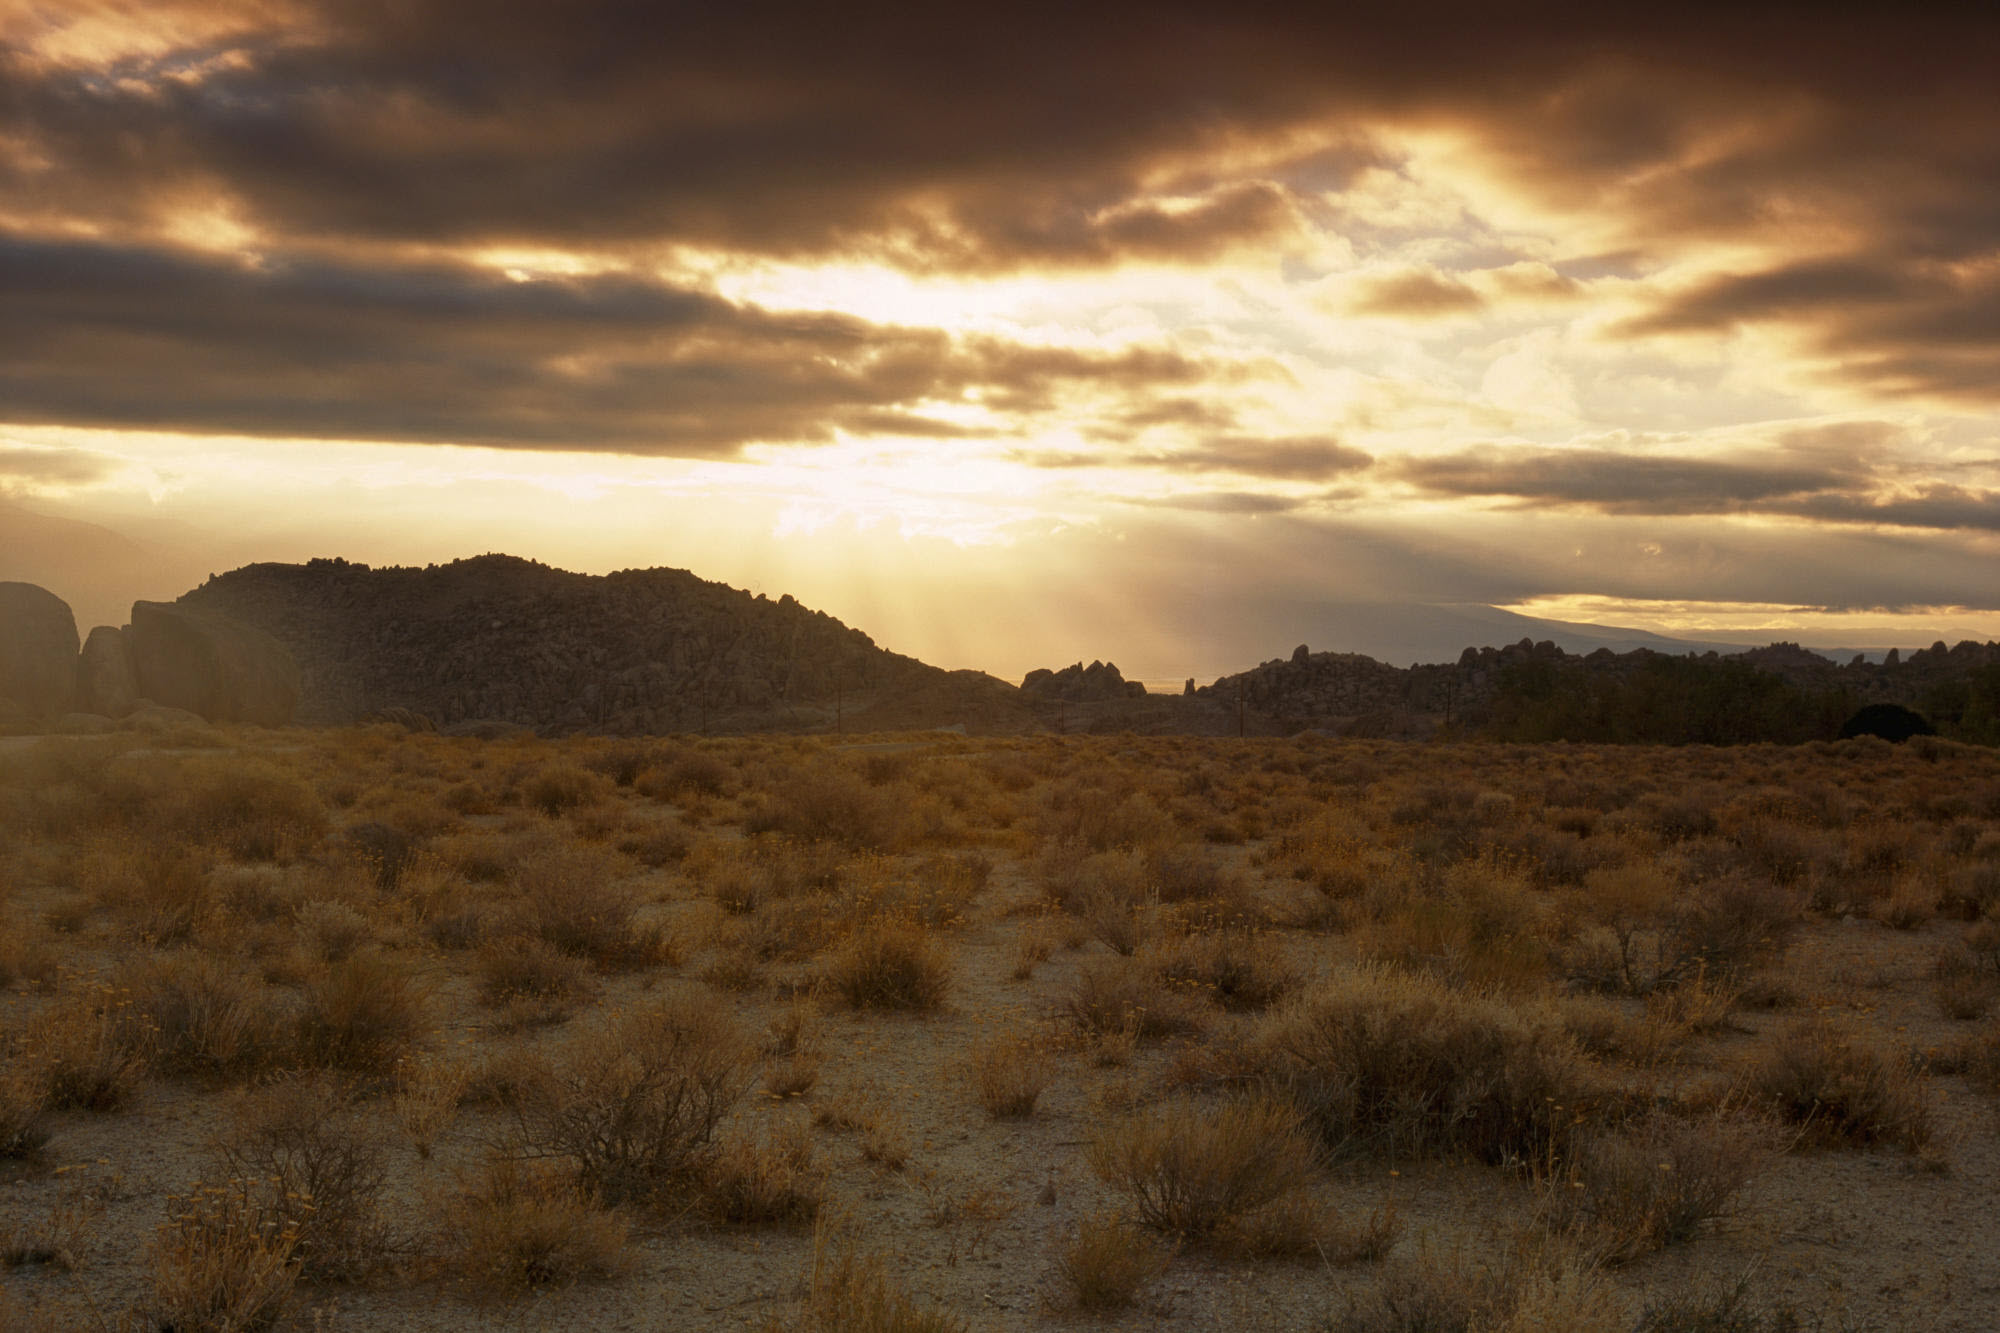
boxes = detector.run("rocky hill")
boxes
[174,556,1033,734]
[1198,635,2000,743]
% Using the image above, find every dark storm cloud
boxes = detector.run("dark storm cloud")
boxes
[1395,440,2000,535]
[1617,258,2000,402]
[9,5,1994,270]
[0,236,1215,451]
[1782,485,2000,534]
[1395,446,1858,513]
[6,1,1998,455]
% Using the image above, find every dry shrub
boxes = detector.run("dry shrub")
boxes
[295,953,430,1076]
[1541,1113,1771,1262]
[443,1156,629,1295]
[859,1110,910,1171]
[1558,995,1686,1068]
[1008,919,1058,980]
[510,843,652,966]
[1677,880,1800,983]
[787,1222,967,1333]
[1630,1278,1816,1333]
[1877,872,1937,930]
[1035,780,1172,853]
[0,1056,48,1158]
[1259,963,1593,1164]
[475,937,593,1007]
[521,763,611,817]
[1149,929,1295,1012]
[218,1074,389,1280]
[510,993,748,1204]
[1053,1212,1166,1311]
[703,1121,824,1225]
[293,898,373,962]
[1,1165,103,1272]
[27,982,155,1111]
[1146,843,1239,904]
[825,920,951,1011]
[85,843,219,946]
[171,757,328,862]
[1065,956,1205,1042]
[966,1031,1055,1118]
[762,1000,824,1099]
[1216,1191,1402,1263]
[142,1178,301,1333]
[1087,1094,1319,1237]
[1362,859,1554,993]
[745,763,900,851]
[1749,1017,1934,1150]
[914,850,992,903]
[639,748,735,801]
[1329,1241,1624,1333]
[393,1053,470,1158]
[130,951,287,1080]
[1933,942,2000,1021]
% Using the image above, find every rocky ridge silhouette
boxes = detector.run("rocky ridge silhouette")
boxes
[173,555,1034,734]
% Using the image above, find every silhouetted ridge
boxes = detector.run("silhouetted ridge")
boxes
[176,555,1026,733]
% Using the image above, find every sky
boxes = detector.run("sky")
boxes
[4,2,2000,681]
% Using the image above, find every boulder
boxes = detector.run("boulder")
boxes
[1019,659,1148,702]
[55,712,117,734]
[128,601,301,725]
[77,625,138,717]
[0,582,80,715]
[125,701,214,732]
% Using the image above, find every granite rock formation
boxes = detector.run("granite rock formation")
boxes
[1020,660,1147,702]
[129,600,302,725]
[77,625,138,717]
[0,581,80,716]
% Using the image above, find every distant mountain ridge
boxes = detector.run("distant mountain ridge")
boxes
[139,553,2000,742]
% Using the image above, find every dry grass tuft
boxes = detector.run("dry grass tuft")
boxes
[781,1220,968,1332]
[295,953,430,1076]
[1065,956,1205,1042]
[966,1029,1055,1118]
[1748,1017,1934,1150]
[1540,1112,1771,1263]
[703,1121,824,1225]
[131,951,286,1080]
[28,982,155,1111]
[1053,1212,1167,1311]
[142,1178,301,1333]
[825,920,951,1012]
[443,1156,630,1296]
[1088,1094,1319,1237]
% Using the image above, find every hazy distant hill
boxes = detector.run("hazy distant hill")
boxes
[176,555,1034,734]
[0,499,210,634]
[1267,601,1757,667]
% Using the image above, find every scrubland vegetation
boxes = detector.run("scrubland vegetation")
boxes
[2,723,1999,1329]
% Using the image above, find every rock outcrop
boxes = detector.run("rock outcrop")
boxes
[172,555,1033,735]
[1020,660,1147,702]
[0,582,79,715]
[77,625,138,717]
[128,601,302,725]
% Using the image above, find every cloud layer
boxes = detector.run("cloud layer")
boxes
[5,2,2000,665]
